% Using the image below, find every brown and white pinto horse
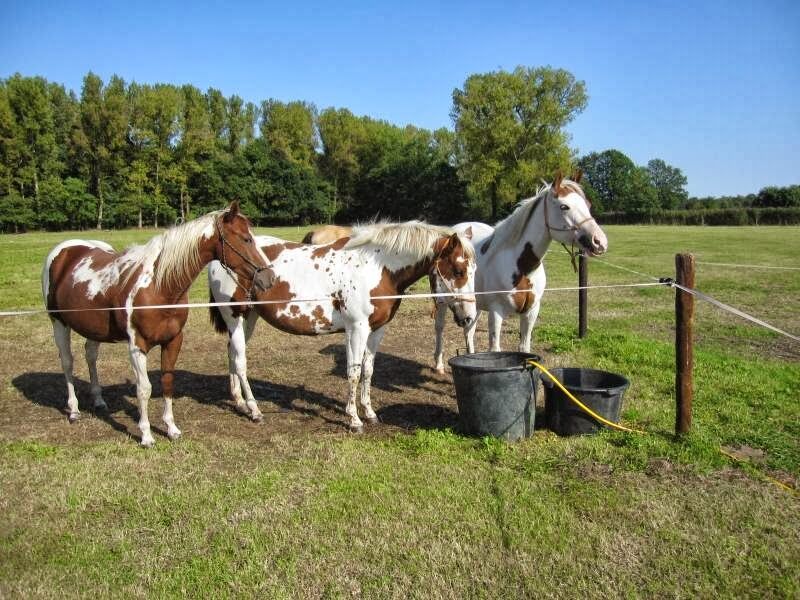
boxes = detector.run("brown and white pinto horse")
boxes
[301,224,353,245]
[42,202,274,447]
[433,172,608,371]
[208,221,476,431]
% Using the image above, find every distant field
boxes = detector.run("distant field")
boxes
[0,224,798,598]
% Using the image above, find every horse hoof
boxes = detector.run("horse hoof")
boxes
[140,438,155,449]
[434,367,445,375]
[68,412,80,423]
[350,424,364,434]
[93,403,108,415]
[365,416,379,425]
[167,430,182,441]
[251,413,264,423]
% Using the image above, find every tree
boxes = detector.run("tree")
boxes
[76,73,129,228]
[127,83,182,226]
[3,74,59,207]
[451,66,587,220]
[318,107,367,218]
[646,158,688,209]
[260,99,318,167]
[754,185,800,207]
[578,149,658,213]
[206,87,227,148]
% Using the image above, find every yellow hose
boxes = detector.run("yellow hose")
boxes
[526,360,646,435]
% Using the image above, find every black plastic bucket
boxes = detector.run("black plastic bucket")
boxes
[542,367,630,436]
[448,352,541,442]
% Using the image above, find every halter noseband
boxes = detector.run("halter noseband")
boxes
[215,217,270,298]
[430,257,476,307]
[541,187,596,272]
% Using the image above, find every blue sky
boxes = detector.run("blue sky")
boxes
[1,0,798,197]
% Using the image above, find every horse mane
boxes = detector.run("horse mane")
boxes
[482,178,588,255]
[345,220,475,261]
[122,210,224,292]
[484,185,550,255]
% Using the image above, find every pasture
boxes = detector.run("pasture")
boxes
[0,225,798,598]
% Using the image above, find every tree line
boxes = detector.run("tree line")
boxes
[1,68,796,232]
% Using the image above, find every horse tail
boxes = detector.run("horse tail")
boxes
[301,230,315,244]
[208,290,229,334]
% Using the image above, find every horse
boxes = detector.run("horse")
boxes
[433,172,608,372]
[208,220,477,431]
[42,202,274,447]
[301,224,353,245]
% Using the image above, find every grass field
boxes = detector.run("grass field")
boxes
[0,224,798,598]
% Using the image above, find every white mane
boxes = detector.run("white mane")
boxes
[345,220,475,262]
[123,210,223,291]
[483,178,587,255]
[485,185,549,254]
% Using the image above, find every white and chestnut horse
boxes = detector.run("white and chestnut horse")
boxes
[209,221,477,431]
[42,202,274,447]
[433,172,608,372]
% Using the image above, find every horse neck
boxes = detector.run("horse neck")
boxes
[519,201,553,259]
[151,235,217,302]
[378,251,433,293]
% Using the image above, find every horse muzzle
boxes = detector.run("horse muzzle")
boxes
[578,232,608,256]
[454,314,473,327]
[252,267,276,293]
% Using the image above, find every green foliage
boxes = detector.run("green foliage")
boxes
[598,206,800,225]
[647,158,688,209]
[0,70,794,231]
[452,66,587,220]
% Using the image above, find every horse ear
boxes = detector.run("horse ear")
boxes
[438,233,459,256]
[224,200,240,223]
[463,226,473,240]
[571,168,583,184]
[553,171,564,195]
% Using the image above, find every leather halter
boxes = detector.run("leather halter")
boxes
[542,187,597,234]
[430,256,476,308]
[542,187,597,272]
[215,217,270,298]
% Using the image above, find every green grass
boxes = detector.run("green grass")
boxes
[1,224,798,597]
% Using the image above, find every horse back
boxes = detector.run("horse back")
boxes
[44,242,134,342]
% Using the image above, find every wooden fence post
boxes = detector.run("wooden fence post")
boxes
[578,252,588,338]
[675,253,695,435]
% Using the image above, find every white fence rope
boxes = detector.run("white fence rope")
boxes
[591,255,799,344]
[2,253,796,344]
[696,261,800,271]
[0,281,668,318]
[672,283,800,343]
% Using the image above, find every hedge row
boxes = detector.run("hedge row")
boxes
[597,207,800,226]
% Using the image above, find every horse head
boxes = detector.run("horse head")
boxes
[544,171,608,256]
[214,201,275,295]
[430,232,477,327]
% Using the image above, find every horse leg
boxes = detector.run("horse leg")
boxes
[345,323,369,432]
[84,339,107,412]
[464,308,481,354]
[228,313,262,421]
[128,343,154,447]
[360,327,386,424]
[488,310,503,352]
[518,301,541,353]
[52,320,80,422]
[433,303,447,374]
[160,333,183,441]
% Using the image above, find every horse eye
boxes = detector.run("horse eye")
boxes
[560,204,569,211]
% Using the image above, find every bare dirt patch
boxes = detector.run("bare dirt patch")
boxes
[0,304,544,447]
